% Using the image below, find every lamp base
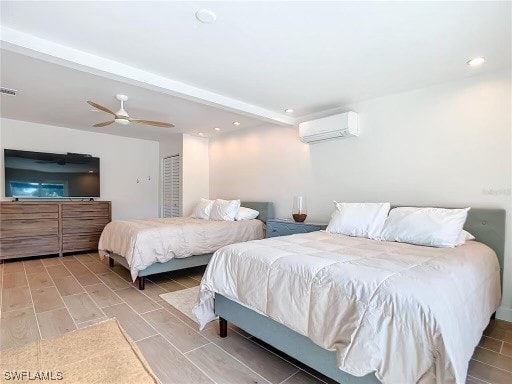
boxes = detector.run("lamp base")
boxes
[292,213,307,223]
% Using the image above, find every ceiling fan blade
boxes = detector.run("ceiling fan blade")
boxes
[93,120,115,127]
[87,101,117,116]
[130,119,175,128]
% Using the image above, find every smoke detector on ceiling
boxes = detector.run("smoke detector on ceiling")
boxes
[195,9,216,24]
[0,87,17,96]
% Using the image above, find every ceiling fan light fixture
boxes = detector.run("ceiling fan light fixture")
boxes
[88,94,174,128]
[115,118,130,125]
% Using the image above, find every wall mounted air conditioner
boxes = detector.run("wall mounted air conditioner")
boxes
[299,111,359,143]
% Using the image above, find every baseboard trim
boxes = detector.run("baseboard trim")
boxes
[496,306,512,321]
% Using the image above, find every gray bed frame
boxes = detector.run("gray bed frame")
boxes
[107,201,274,290]
[215,208,506,384]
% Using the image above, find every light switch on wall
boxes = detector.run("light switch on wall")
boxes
[136,176,153,183]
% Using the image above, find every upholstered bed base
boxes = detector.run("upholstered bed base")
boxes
[107,252,213,289]
[215,294,380,383]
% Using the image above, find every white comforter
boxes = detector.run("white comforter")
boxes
[194,231,501,384]
[98,217,264,281]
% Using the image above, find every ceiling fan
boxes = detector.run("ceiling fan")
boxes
[87,94,175,128]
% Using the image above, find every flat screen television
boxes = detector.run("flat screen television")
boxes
[3,149,100,198]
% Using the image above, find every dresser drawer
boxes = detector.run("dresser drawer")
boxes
[62,218,110,235]
[0,219,59,239]
[62,203,110,218]
[0,236,60,258]
[0,212,59,220]
[0,203,58,215]
[62,233,101,252]
[266,221,323,238]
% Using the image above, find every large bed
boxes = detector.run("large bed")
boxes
[99,201,274,289]
[194,208,505,384]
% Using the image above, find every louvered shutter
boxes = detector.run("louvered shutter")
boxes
[162,155,180,217]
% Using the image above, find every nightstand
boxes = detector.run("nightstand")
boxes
[266,219,327,238]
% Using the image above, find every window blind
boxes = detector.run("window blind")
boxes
[162,155,180,217]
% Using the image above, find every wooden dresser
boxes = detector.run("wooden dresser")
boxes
[0,201,111,260]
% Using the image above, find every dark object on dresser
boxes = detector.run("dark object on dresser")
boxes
[0,201,111,260]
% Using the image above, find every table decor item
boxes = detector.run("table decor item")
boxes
[292,195,307,222]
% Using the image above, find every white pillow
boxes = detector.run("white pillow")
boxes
[379,207,470,248]
[236,207,259,221]
[191,198,214,220]
[326,202,391,238]
[210,199,241,221]
[455,230,475,246]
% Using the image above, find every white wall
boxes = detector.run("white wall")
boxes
[210,70,512,319]
[182,134,209,215]
[0,118,160,220]
[160,136,183,159]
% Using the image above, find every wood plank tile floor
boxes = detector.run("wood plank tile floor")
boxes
[0,253,510,384]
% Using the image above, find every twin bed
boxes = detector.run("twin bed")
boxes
[98,201,274,289]
[98,204,504,384]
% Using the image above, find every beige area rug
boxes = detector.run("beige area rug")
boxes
[0,319,157,384]
[160,286,200,324]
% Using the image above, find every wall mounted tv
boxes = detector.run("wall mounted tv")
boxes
[4,149,100,199]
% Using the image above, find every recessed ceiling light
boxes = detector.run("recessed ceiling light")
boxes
[88,170,94,173]
[233,121,241,126]
[198,132,204,136]
[214,127,221,131]
[285,108,294,113]
[467,57,485,67]
[196,9,216,24]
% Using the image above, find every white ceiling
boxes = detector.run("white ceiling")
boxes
[1,1,510,139]
[0,50,264,140]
